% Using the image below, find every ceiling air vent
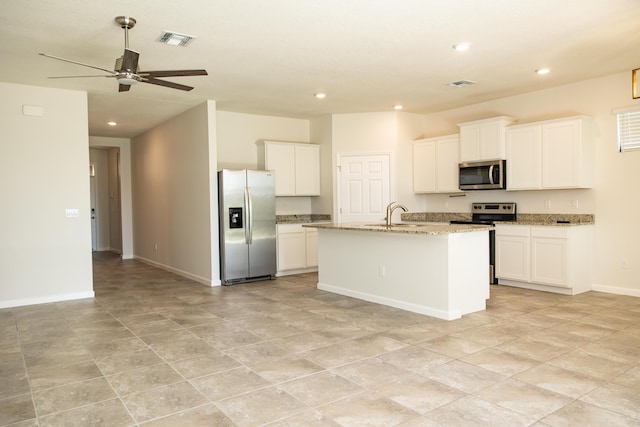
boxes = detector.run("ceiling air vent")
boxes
[158,31,196,47]
[447,79,477,87]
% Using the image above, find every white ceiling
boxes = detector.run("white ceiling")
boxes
[2,0,639,138]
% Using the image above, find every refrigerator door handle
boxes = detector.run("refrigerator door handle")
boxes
[245,186,253,244]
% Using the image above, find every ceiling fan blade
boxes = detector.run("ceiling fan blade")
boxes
[140,69,208,78]
[39,53,117,75]
[119,84,132,92]
[142,77,194,91]
[119,49,139,73]
[47,75,114,79]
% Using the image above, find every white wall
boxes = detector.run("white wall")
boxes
[0,82,93,308]
[310,115,333,214]
[216,111,309,169]
[89,136,133,259]
[132,102,216,284]
[329,112,428,219]
[420,72,640,295]
[216,110,314,214]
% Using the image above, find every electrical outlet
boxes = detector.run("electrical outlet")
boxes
[544,200,551,209]
[621,258,628,269]
[571,199,579,209]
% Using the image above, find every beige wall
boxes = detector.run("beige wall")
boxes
[132,102,216,284]
[216,110,309,169]
[0,82,93,308]
[419,72,640,295]
[216,110,315,214]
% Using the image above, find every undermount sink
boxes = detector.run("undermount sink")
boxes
[364,223,423,228]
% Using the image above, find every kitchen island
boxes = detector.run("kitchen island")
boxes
[307,222,492,320]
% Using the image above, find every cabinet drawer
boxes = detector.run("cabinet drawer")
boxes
[277,224,304,234]
[495,224,530,237]
[531,226,569,239]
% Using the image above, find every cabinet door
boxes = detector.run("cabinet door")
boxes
[305,228,318,267]
[459,125,479,162]
[495,226,530,281]
[479,121,505,160]
[265,143,296,196]
[277,225,306,270]
[295,144,320,196]
[506,125,542,190]
[436,136,461,193]
[531,237,567,287]
[413,140,437,193]
[542,120,581,188]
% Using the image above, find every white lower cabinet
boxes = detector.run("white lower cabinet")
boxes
[495,224,593,295]
[276,224,318,275]
[495,225,530,282]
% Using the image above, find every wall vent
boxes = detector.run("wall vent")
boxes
[447,79,477,87]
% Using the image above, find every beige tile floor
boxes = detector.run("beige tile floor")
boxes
[1,251,639,426]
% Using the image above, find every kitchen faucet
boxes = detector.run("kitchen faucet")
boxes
[385,201,408,226]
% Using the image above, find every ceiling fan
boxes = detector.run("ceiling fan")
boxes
[39,16,208,92]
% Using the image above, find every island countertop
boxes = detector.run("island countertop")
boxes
[305,222,492,235]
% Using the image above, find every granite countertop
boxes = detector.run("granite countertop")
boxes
[402,212,594,226]
[306,222,493,235]
[276,214,332,224]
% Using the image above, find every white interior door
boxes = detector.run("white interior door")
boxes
[89,163,97,251]
[338,154,390,223]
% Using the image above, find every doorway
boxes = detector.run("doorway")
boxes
[337,153,391,223]
[89,147,123,254]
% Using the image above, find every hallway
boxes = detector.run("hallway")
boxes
[1,252,640,425]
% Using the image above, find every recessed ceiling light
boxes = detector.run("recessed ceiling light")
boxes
[453,43,470,51]
[314,93,326,99]
[107,121,117,126]
[536,68,551,75]
[394,105,403,110]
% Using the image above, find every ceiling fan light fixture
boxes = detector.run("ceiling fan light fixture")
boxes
[118,76,138,85]
[158,31,196,47]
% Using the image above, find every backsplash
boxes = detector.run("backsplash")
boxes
[402,212,595,225]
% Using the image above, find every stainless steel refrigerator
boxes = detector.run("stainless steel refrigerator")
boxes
[218,169,276,285]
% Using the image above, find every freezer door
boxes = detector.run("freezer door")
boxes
[247,170,277,278]
[218,169,249,281]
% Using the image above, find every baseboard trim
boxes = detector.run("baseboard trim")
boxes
[317,282,462,320]
[591,283,640,297]
[0,291,95,309]
[133,255,215,287]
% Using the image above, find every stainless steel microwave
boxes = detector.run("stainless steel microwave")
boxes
[458,159,506,190]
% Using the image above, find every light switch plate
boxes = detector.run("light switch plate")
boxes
[65,208,80,218]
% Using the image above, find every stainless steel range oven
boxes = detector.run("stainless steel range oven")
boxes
[450,202,516,284]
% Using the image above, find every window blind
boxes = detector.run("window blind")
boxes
[617,108,640,152]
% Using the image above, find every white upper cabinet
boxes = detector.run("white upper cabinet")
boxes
[506,116,594,190]
[506,124,542,190]
[412,135,461,194]
[542,117,594,188]
[458,116,517,162]
[258,141,320,196]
